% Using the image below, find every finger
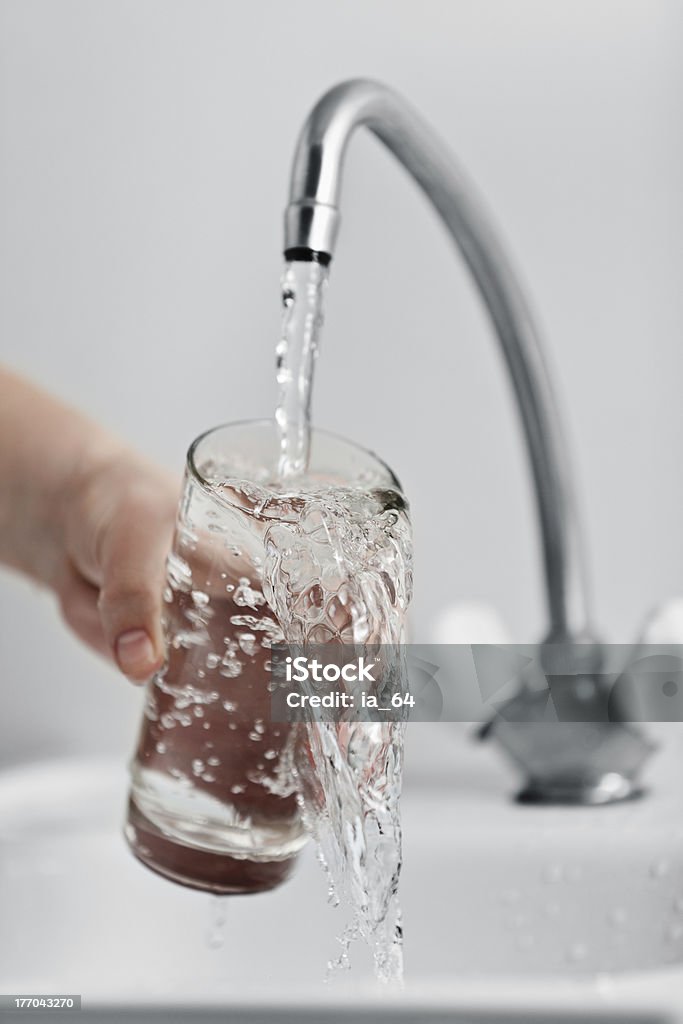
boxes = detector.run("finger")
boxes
[97,482,176,681]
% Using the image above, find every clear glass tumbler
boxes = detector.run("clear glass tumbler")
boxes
[125,420,403,894]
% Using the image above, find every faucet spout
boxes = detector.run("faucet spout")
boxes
[284,78,592,649]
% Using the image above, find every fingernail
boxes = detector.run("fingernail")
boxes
[115,628,155,677]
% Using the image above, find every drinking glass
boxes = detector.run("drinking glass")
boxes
[125,420,403,894]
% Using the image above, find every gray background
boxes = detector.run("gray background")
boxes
[1,0,681,768]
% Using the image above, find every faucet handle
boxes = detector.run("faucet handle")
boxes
[479,628,656,804]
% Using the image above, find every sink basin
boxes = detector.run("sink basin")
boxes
[402,751,683,977]
[1,729,683,1021]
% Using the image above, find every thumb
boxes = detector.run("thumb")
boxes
[97,482,176,682]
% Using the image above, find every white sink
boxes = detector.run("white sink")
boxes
[1,730,683,1021]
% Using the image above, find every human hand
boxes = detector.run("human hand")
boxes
[55,451,179,682]
[0,370,180,682]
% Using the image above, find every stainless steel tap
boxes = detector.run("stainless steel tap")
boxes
[283,79,652,804]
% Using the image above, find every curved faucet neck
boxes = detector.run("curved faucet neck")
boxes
[284,78,595,647]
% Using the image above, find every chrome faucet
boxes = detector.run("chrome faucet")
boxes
[283,79,652,804]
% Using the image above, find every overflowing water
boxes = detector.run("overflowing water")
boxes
[265,486,411,982]
[270,260,412,982]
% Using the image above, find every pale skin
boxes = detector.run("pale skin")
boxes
[0,367,179,682]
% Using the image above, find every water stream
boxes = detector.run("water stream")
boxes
[271,260,412,983]
[276,260,329,479]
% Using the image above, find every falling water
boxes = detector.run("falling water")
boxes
[275,261,329,479]
[264,484,412,983]
[271,261,412,983]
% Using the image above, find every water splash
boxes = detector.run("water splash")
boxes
[262,481,412,984]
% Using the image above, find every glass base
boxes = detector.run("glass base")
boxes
[125,797,300,895]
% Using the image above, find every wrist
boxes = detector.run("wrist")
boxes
[0,373,125,587]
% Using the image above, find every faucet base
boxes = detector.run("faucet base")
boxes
[517,773,643,807]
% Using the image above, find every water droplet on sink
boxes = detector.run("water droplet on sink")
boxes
[608,907,628,929]
[594,973,615,997]
[650,859,670,880]
[542,863,564,884]
[206,895,228,949]
[567,942,588,963]
[666,922,683,943]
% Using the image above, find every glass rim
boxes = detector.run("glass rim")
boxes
[186,418,402,511]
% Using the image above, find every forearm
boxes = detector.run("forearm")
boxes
[0,368,124,587]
